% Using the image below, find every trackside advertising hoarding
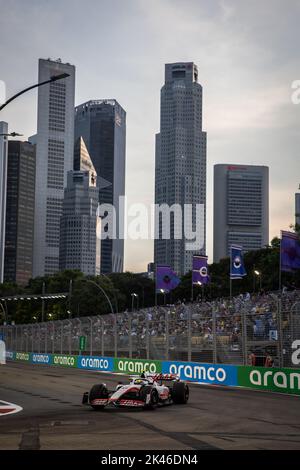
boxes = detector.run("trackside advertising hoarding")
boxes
[15,352,30,362]
[52,354,78,368]
[5,352,300,397]
[5,351,15,360]
[162,361,238,386]
[238,366,300,396]
[78,355,114,371]
[114,357,162,374]
[31,353,52,365]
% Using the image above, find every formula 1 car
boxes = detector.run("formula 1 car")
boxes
[82,373,189,410]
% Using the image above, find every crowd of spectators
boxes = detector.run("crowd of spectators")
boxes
[6,287,300,364]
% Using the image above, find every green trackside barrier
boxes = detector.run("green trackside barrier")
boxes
[114,357,162,375]
[15,351,31,362]
[6,350,300,397]
[52,354,78,368]
[238,366,300,396]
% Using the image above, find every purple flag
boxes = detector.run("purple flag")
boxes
[192,255,209,285]
[281,231,300,272]
[156,266,181,293]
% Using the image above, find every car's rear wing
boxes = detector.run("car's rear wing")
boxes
[129,373,180,382]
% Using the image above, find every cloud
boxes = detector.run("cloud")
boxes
[0,0,299,271]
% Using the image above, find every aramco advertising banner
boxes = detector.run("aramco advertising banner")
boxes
[4,352,300,396]
[238,366,300,396]
[162,361,238,386]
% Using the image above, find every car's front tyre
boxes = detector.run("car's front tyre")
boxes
[89,384,109,410]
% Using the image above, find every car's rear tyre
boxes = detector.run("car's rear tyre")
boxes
[89,384,108,410]
[172,382,189,404]
[140,386,159,410]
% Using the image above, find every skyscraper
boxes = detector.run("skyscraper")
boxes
[0,121,8,283]
[33,58,75,277]
[4,141,36,285]
[74,100,126,274]
[213,164,269,262]
[59,168,100,276]
[154,62,207,276]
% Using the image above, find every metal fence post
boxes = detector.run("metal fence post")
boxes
[38,324,41,353]
[242,309,248,366]
[26,326,29,352]
[44,323,47,353]
[20,325,23,352]
[146,312,150,360]
[187,307,192,362]
[129,316,132,358]
[77,319,82,355]
[15,326,18,351]
[31,325,34,352]
[89,317,93,355]
[52,322,55,354]
[277,299,283,368]
[114,315,117,358]
[100,316,104,357]
[60,321,63,354]
[165,309,169,361]
[212,309,217,364]
[68,320,71,355]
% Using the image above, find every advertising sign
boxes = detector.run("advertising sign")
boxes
[114,357,162,375]
[52,354,78,368]
[15,352,30,362]
[162,360,238,386]
[78,355,114,371]
[31,353,52,365]
[238,366,300,396]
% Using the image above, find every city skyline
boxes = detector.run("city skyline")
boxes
[1,0,299,272]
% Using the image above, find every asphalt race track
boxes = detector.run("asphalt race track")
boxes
[0,362,300,450]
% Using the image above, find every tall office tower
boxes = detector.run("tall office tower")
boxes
[213,164,269,263]
[74,100,126,274]
[0,122,8,283]
[295,192,300,227]
[59,169,100,275]
[4,141,36,285]
[154,62,207,276]
[33,58,75,277]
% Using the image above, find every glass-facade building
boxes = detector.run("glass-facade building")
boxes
[0,121,8,283]
[4,141,36,285]
[74,100,126,274]
[33,58,75,277]
[154,62,207,276]
[213,164,269,262]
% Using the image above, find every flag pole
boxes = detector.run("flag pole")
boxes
[230,247,232,298]
[279,233,282,293]
[155,264,157,307]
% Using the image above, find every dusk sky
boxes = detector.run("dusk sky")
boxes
[1,0,299,272]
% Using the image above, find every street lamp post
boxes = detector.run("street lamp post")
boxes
[254,270,262,292]
[0,73,70,112]
[131,293,138,312]
[78,278,115,315]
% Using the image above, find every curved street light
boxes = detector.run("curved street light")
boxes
[75,278,115,315]
[0,73,70,112]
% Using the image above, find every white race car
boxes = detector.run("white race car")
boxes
[82,373,189,410]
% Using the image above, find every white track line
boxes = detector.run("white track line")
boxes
[0,400,23,416]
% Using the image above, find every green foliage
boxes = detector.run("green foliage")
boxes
[1,232,300,324]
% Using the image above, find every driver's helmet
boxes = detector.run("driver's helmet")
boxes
[133,378,149,385]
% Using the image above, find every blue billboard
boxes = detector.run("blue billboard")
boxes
[78,355,114,372]
[162,360,238,387]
